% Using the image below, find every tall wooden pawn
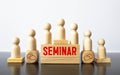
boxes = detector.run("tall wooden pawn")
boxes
[70,23,79,44]
[82,30,95,64]
[83,30,92,50]
[28,29,36,50]
[25,29,39,63]
[43,23,52,44]
[7,37,24,63]
[95,39,111,63]
[56,19,66,40]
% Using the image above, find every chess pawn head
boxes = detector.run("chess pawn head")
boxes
[44,23,51,31]
[98,38,105,45]
[57,18,65,26]
[11,37,20,58]
[43,23,52,44]
[83,30,92,50]
[13,37,20,45]
[28,29,36,37]
[71,23,78,30]
[84,30,92,37]
[70,23,78,44]
[98,39,106,59]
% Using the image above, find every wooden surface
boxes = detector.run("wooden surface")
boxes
[0,53,119,75]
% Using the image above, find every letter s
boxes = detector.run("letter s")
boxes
[43,47,47,55]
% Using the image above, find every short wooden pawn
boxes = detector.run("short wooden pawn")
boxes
[25,29,39,63]
[7,37,24,63]
[70,23,79,44]
[95,39,111,63]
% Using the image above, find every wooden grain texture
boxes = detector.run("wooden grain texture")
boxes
[81,50,94,63]
[25,50,39,63]
[53,40,69,45]
[41,57,80,64]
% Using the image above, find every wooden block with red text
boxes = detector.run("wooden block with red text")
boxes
[40,40,80,64]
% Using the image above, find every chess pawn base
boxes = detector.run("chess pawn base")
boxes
[95,57,111,63]
[7,57,24,63]
[25,50,39,63]
[82,50,94,63]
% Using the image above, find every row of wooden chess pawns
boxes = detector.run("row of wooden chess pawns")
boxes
[7,19,111,64]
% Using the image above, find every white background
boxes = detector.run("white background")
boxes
[0,0,120,52]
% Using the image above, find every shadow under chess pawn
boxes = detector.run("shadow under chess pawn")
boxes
[81,63,94,75]
[8,63,23,75]
[96,63,111,75]
[26,63,39,75]
[41,64,79,75]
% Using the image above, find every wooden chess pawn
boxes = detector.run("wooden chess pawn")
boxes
[70,23,79,44]
[25,29,39,63]
[56,18,66,40]
[95,39,111,63]
[7,37,24,63]
[43,23,52,44]
[82,30,95,63]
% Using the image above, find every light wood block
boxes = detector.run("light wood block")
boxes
[25,50,39,63]
[95,57,111,63]
[40,44,80,64]
[41,20,80,64]
[41,44,80,57]
[7,57,24,63]
[53,40,69,45]
[41,57,80,64]
[82,50,94,63]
